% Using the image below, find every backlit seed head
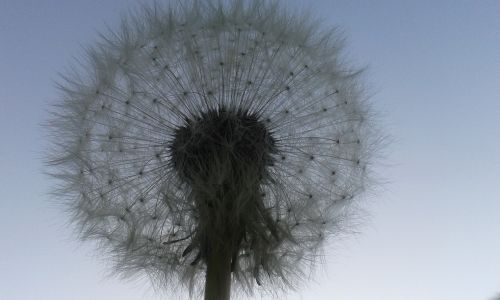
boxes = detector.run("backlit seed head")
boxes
[46,0,383,297]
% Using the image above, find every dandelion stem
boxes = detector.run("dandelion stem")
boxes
[204,244,232,300]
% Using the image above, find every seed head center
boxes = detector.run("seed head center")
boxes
[170,108,276,185]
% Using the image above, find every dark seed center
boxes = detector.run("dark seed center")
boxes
[170,107,276,184]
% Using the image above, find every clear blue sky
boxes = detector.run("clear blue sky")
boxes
[1,0,499,299]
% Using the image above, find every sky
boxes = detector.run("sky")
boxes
[0,0,499,299]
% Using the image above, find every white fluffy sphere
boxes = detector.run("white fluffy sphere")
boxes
[46,0,382,297]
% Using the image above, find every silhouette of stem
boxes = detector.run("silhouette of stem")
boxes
[204,245,232,300]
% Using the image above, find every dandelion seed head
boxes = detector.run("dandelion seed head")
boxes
[46,0,383,297]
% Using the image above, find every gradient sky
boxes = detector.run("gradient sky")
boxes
[1,0,499,299]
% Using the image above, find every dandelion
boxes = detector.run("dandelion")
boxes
[46,0,382,299]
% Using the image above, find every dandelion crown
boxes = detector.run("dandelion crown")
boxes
[47,0,380,297]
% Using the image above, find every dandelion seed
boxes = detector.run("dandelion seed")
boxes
[46,0,383,299]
